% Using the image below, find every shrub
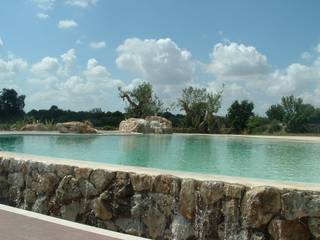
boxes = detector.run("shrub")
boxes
[103,125,117,131]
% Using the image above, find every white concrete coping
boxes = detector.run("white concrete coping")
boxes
[0,204,148,240]
[173,133,320,143]
[1,151,320,192]
[1,131,320,143]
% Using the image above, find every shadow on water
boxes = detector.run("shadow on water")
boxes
[55,135,99,146]
[0,136,24,151]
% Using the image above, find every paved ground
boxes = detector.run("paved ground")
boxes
[0,210,120,240]
[0,205,147,240]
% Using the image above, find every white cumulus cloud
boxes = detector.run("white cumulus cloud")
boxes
[0,58,28,89]
[58,19,78,29]
[204,41,320,114]
[37,13,49,19]
[31,56,59,77]
[116,38,195,97]
[32,0,56,11]
[65,0,98,8]
[59,48,76,76]
[0,37,3,48]
[28,49,123,110]
[89,41,106,49]
[207,42,270,77]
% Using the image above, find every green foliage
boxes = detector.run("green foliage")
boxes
[102,125,117,131]
[266,104,285,122]
[309,108,320,124]
[227,100,254,133]
[118,82,163,118]
[161,112,185,128]
[268,120,283,133]
[2,86,320,135]
[0,123,11,130]
[280,95,315,132]
[247,116,269,134]
[44,119,56,130]
[27,106,125,128]
[15,118,33,130]
[178,86,223,132]
[0,88,25,123]
[247,116,282,134]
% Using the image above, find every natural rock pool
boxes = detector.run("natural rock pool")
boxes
[0,134,319,183]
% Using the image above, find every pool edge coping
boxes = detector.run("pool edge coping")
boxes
[1,151,320,192]
[1,131,320,143]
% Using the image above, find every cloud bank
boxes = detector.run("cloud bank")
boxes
[2,36,320,114]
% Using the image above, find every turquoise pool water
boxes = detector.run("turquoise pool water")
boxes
[0,134,319,183]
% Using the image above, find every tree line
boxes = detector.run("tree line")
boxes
[1,85,320,134]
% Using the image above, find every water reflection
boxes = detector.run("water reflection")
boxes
[55,135,98,146]
[0,136,24,151]
[116,135,174,168]
[176,135,219,173]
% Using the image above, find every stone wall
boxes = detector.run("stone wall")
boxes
[0,156,319,240]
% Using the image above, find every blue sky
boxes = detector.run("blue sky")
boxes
[1,0,320,114]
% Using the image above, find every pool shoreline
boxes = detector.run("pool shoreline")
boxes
[1,130,320,143]
[1,151,319,191]
[1,132,320,183]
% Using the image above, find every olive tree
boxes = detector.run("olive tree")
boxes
[178,86,223,132]
[266,104,285,122]
[118,82,163,118]
[280,95,314,132]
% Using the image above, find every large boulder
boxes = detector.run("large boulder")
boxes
[268,219,311,240]
[171,215,195,240]
[119,116,172,134]
[179,179,197,220]
[20,123,49,131]
[145,116,172,134]
[118,118,146,133]
[56,121,98,134]
[241,186,281,228]
[308,218,320,239]
[282,190,320,220]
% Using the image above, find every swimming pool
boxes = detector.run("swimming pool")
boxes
[0,134,319,183]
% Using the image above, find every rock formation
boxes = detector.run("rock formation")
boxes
[56,121,98,134]
[119,116,172,134]
[20,123,49,131]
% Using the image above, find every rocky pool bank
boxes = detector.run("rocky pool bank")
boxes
[0,155,319,240]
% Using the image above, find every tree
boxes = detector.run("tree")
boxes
[266,104,285,122]
[178,86,223,132]
[226,100,254,132]
[118,82,163,118]
[280,95,315,132]
[0,88,25,122]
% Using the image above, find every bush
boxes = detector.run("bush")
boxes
[0,123,11,130]
[247,116,282,134]
[267,120,282,133]
[44,119,56,131]
[102,125,117,131]
[247,116,269,134]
